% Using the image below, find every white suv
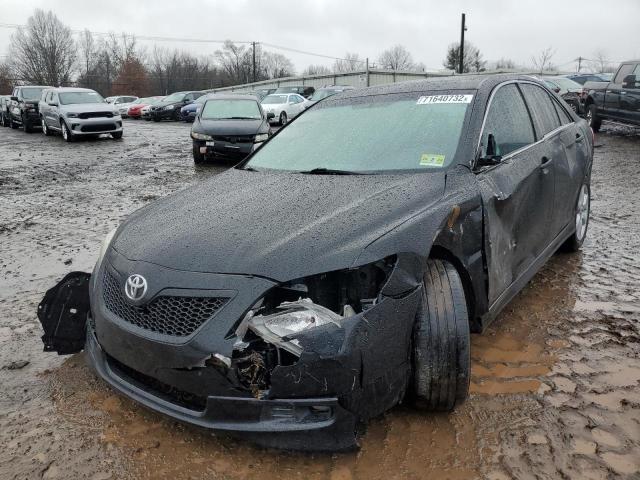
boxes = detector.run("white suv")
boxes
[39,88,123,141]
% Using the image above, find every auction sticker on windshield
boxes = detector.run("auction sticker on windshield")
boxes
[416,94,473,104]
[420,154,446,167]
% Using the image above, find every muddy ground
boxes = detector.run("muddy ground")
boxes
[1,119,639,480]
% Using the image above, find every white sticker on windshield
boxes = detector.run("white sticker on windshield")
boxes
[416,94,473,105]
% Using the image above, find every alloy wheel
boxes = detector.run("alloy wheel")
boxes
[575,184,589,242]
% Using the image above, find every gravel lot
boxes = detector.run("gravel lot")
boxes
[1,119,639,479]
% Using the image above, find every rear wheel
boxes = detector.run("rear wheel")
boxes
[413,259,470,411]
[173,109,181,121]
[61,121,74,142]
[586,104,601,132]
[279,111,288,126]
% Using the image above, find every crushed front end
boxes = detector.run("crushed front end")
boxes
[38,248,423,451]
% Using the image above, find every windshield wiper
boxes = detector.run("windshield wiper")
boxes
[219,116,259,120]
[298,167,366,175]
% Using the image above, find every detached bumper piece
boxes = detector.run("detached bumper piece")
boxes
[37,272,91,355]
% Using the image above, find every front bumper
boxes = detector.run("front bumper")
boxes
[66,116,123,135]
[193,140,254,161]
[40,251,423,451]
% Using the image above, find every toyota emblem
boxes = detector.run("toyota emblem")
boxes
[124,274,148,301]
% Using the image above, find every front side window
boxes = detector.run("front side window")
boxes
[481,84,535,157]
[520,84,562,137]
[201,99,262,120]
[59,91,104,105]
[246,90,473,173]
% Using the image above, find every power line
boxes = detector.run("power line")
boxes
[0,22,362,64]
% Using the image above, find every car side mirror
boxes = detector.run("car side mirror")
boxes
[622,74,637,88]
[476,134,503,167]
[266,112,275,120]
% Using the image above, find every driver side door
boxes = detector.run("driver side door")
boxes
[476,82,556,306]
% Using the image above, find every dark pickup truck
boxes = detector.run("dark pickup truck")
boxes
[583,60,640,131]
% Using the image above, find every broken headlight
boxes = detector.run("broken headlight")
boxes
[240,256,396,356]
[191,132,213,141]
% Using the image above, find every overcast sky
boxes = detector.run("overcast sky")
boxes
[1,0,639,74]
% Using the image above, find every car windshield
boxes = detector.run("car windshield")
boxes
[164,93,185,102]
[22,88,46,100]
[310,89,340,101]
[59,91,104,105]
[262,95,288,105]
[547,77,581,90]
[201,99,262,120]
[246,91,473,173]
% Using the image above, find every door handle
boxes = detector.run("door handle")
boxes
[575,133,584,143]
[540,156,553,171]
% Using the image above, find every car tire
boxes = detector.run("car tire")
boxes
[10,115,18,129]
[1,113,7,127]
[561,182,590,252]
[413,259,470,411]
[42,118,52,136]
[586,104,601,133]
[153,117,160,122]
[61,120,74,142]
[193,143,205,164]
[111,131,123,140]
[173,109,181,121]
[279,111,287,126]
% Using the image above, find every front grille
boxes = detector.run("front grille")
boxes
[78,112,114,119]
[107,354,207,411]
[102,271,228,336]
[81,123,117,132]
[212,135,254,143]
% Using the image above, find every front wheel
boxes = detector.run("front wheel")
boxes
[193,142,205,164]
[61,121,74,142]
[562,183,590,252]
[586,104,601,133]
[413,259,470,411]
[111,131,123,140]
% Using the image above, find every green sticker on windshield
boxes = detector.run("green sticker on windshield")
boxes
[420,154,445,167]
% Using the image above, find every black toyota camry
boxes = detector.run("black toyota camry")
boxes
[38,74,593,451]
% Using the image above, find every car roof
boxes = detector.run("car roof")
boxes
[335,74,541,100]
[47,87,99,93]
[206,93,259,101]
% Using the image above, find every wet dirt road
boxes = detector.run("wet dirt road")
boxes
[1,120,639,479]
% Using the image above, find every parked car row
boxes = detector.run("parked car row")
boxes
[1,86,123,141]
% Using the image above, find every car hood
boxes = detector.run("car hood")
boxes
[154,99,182,108]
[113,168,446,281]
[61,103,116,114]
[193,118,265,135]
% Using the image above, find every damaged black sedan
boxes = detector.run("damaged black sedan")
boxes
[38,74,593,451]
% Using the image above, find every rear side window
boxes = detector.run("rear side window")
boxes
[481,84,535,157]
[520,84,562,136]
[553,100,573,125]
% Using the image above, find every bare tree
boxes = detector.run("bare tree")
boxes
[78,29,96,79]
[531,47,556,74]
[378,45,415,70]
[443,41,486,73]
[0,62,12,93]
[495,58,516,70]
[9,9,76,85]
[303,64,332,76]
[263,52,294,79]
[591,50,613,73]
[333,52,362,73]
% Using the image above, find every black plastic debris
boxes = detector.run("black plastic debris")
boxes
[37,271,91,355]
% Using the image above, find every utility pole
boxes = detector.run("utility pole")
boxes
[459,13,467,74]
[577,56,583,72]
[252,41,256,83]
